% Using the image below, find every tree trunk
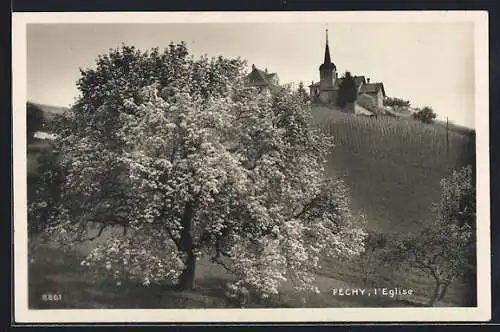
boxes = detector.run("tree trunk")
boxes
[176,201,196,291]
[428,281,441,307]
[177,251,196,290]
[437,282,450,302]
[362,248,376,286]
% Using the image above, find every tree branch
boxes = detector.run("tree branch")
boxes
[86,224,108,241]
[294,197,318,219]
[429,266,441,283]
[165,226,183,251]
[215,235,233,258]
[211,252,236,275]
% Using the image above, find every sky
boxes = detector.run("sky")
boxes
[27,22,475,128]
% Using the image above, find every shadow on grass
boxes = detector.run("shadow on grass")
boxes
[28,244,429,309]
[28,245,228,309]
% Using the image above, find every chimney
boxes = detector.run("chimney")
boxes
[265,67,268,73]
[252,64,256,71]
[367,78,370,83]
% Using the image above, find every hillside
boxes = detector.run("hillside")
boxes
[311,104,475,233]
[27,101,69,122]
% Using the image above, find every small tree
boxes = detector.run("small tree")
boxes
[29,43,366,297]
[386,166,475,306]
[390,220,471,306]
[413,106,437,124]
[296,81,309,104]
[337,71,357,109]
[359,230,390,286]
[383,97,410,109]
[438,165,475,230]
[438,165,476,306]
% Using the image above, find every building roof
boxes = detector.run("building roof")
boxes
[357,93,387,116]
[359,82,386,97]
[357,93,377,108]
[354,103,376,117]
[244,65,279,88]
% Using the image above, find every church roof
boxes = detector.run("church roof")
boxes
[359,83,386,97]
[309,75,367,90]
[332,75,366,90]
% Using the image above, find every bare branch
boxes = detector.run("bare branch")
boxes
[86,224,108,241]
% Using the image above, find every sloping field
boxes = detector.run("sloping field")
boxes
[311,105,475,233]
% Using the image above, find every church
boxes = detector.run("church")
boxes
[309,29,387,111]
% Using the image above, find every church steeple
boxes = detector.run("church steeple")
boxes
[324,28,332,64]
[320,28,336,71]
[319,27,336,93]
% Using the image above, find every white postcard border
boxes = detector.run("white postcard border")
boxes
[12,11,490,323]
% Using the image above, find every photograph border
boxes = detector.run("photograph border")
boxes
[12,10,491,323]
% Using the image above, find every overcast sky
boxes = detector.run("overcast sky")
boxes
[27,22,475,128]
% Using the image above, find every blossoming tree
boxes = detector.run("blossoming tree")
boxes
[383,166,475,306]
[29,43,366,296]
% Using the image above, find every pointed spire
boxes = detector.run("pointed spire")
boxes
[319,26,336,71]
[324,28,332,64]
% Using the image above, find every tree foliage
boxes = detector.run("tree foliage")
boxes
[437,165,475,229]
[413,106,437,124]
[437,165,476,306]
[27,102,45,142]
[359,230,390,286]
[29,43,366,296]
[336,71,358,109]
[383,97,410,109]
[296,81,309,104]
[385,165,475,306]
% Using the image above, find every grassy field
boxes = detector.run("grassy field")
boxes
[26,104,476,309]
[310,105,475,307]
[28,232,461,308]
[311,105,475,233]
[29,239,432,309]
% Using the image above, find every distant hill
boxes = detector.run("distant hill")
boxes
[310,105,475,233]
[27,101,69,122]
[27,102,67,181]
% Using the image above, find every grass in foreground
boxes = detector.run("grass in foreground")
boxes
[29,243,424,309]
[317,256,467,307]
